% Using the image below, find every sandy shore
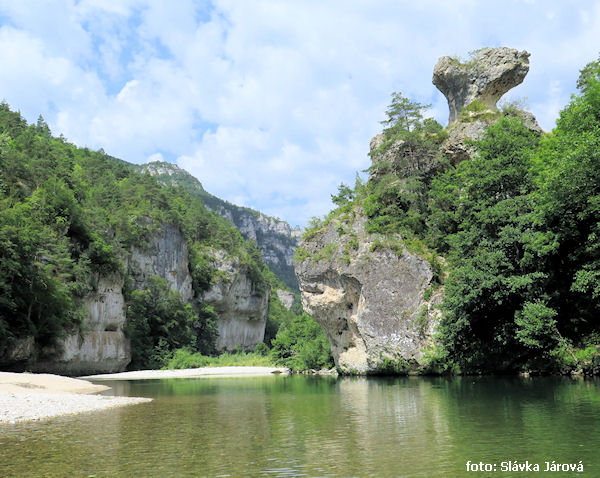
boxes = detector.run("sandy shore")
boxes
[82,366,290,380]
[0,372,151,425]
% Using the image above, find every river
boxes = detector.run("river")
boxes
[1,375,599,476]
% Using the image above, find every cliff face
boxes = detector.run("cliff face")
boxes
[202,249,270,351]
[217,207,301,289]
[128,224,269,353]
[128,222,194,302]
[136,161,301,290]
[32,274,130,375]
[295,214,440,373]
[433,47,530,124]
[1,273,130,375]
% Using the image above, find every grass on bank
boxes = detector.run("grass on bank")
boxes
[165,348,275,369]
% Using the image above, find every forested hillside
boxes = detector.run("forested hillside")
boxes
[0,103,331,372]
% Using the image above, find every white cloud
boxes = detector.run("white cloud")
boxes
[0,0,599,226]
[147,152,164,162]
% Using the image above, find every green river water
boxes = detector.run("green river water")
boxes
[1,375,599,477]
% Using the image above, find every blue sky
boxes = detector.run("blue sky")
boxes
[0,0,599,227]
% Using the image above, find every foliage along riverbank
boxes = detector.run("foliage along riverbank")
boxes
[165,309,333,372]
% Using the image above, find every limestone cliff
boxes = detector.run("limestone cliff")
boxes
[31,274,130,375]
[217,208,301,290]
[136,161,301,290]
[276,289,295,311]
[1,273,130,375]
[128,224,270,352]
[295,214,440,373]
[128,222,194,302]
[201,249,270,351]
[296,47,540,374]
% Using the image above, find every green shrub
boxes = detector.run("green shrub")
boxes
[269,314,333,371]
[254,342,270,356]
[375,355,410,375]
[126,276,217,369]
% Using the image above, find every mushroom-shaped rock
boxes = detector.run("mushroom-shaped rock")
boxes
[433,47,530,124]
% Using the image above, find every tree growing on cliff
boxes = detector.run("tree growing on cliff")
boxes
[381,92,429,133]
[364,92,446,236]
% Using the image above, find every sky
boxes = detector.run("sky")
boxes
[0,0,599,227]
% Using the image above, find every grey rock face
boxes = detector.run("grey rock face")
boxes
[34,223,190,375]
[295,213,441,374]
[440,108,544,165]
[2,221,270,373]
[369,132,440,181]
[507,109,543,133]
[433,47,530,123]
[130,224,269,352]
[0,337,34,365]
[441,120,489,164]
[128,223,193,302]
[235,212,299,269]
[210,207,301,289]
[276,289,295,310]
[202,249,270,351]
[27,274,130,375]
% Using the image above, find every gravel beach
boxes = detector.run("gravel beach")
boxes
[0,372,151,424]
[82,366,290,380]
[0,367,288,424]
[0,392,151,424]
[0,367,289,424]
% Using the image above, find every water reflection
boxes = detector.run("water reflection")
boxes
[1,376,599,477]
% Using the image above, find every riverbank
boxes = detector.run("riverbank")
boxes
[0,367,290,424]
[81,366,290,380]
[0,372,151,424]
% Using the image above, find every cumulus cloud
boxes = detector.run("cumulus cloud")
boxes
[0,0,599,226]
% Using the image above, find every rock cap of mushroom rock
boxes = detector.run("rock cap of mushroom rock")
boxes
[433,47,530,124]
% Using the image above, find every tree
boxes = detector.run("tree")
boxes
[331,182,354,206]
[364,92,446,236]
[381,92,430,133]
[576,56,600,93]
[269,313,333,371]
[35,115,50,136]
